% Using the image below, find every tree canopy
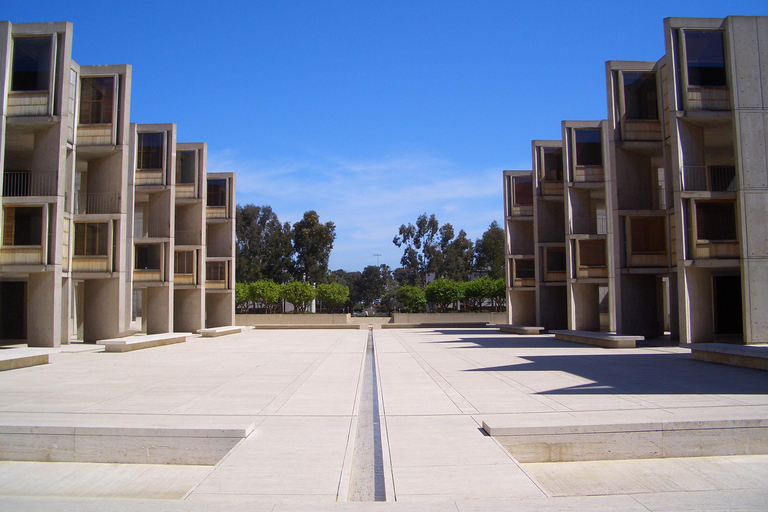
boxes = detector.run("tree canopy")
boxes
[236,205,292,283]
[292,210,336,284]
[474,221,505,279]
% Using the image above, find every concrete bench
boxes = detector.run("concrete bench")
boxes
[98,333,189,352]
[0,348,53,371]
[499,324,545,335]
[482,407,768,462]
[198,326,243,337]
[687,343,768,371]
[550,329,643,348]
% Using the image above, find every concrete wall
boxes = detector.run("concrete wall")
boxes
[236,313,351,326]
[392,312,508,325]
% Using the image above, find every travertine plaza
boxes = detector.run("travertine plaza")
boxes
[0,21,236,348]
[504,16,768,351]
[0,15,767,512]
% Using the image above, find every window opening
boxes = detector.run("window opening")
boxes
[79,76,114,124]
[11,36,52,91]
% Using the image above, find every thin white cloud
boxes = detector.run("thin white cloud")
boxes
[208,150,506,271]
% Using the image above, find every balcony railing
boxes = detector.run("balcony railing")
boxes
[134,219,169,238]
[2,171,57,197]
[681,166,737,192]
[74,192,120,214]
[175,230,201,246]
[572,216,608,235]
[206,244,232,258]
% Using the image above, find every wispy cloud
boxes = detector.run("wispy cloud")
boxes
[208,150,506,271]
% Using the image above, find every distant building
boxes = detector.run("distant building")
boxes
[0,21,235,347]
[505,16,768,344]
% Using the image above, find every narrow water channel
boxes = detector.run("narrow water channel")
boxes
[348,329,386,501]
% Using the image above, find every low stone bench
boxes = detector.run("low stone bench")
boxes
[382,322,489,329]
[688,343,768,371]
[198,326,243,337]
[0,348,53,371]
[98,333,189,352]
[482,407,768,462]
[550,329,643,348]
[498,324,545,335]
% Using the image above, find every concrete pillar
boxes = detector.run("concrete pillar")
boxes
[27,271,60,348]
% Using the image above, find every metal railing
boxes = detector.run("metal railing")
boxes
[682,166,737,192]
[206,244,232,258]
[175,230,201,245]
[74,192,120,214]
[133,219,169,238]
[2,171,57,197]
[571,216,608,235]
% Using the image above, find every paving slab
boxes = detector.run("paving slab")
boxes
[0,327,767,510]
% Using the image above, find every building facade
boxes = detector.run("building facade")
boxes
[0,21,235,348]
[505,15,768,345]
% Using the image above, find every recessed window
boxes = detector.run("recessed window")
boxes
[2,206,42,246]
[174,251,194,274]
[696,202,736,241]
[80,77,114,125]
[685,31,727,87]
[74,222,108,256]
[177,151,196,184]
[11,36,52,92]
[138,132,164,170]
[623,72,658,120]
[631,217,665,253]
[207,179,227,207]
[206,261,226,281]
[546,247,566,272]
[543,147,563,181]
[579,239,606,267]
[575,129,602,166]
[512,177,533,206]
[135,244,161,270]
[515,259,535,279]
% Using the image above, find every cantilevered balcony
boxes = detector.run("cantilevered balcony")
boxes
[2,171,57,197]
[74,192,121,214]
[681,166,736,193]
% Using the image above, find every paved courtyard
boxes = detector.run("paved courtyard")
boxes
[0,327,767,511]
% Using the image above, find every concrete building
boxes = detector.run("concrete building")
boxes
[503,170,535,326]
[0,21,235,348]
[506,15,768,345]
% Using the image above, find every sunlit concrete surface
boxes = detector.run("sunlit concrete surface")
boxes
[0,328,767,511]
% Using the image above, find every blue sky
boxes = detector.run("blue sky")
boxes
[5,1,767,271]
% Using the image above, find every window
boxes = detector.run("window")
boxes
[3,206,42,246]
[79,77,114,125]
[631,217,665,253]
[135,244,161,270]
[546,247,566,272]
[11,36,52,92]
[543,147,563,181]
[207,179,227,207]
[575,129,602,166]
[74,222,108,256]
[579,240,606,267]
[512,177,533,206]
[623,72,658,120]
[685,31,726,87]
[696,202,737,241]
[138,132,164,170]
[206,261,226,281]
[515,259,535,279]
[174,251,194,274]
[177,151,196,184]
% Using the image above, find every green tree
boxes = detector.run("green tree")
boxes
[490,278,507,312]
[292,211,336,284]
[235,282,250,313]
[281,281,316,313]
[316,283,349,313]
[441,229,475,281]
[463,276,494,311]
[392,213,440,286]
[236,205,293,283]
[474,221,506,279]
[250,280,282,313]
[353,265,388,306]
[396,285,427,313]
[425,278,464,313]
